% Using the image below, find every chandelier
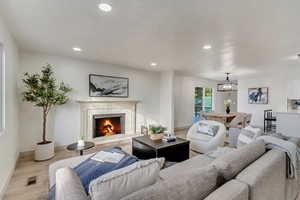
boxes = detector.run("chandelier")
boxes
[217,73,237,92]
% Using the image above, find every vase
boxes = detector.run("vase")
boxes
[226,106,231,114]
[77,140,85,147]
[149,132,164,141]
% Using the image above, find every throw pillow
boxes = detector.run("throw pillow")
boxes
[237,127,262,147]
[89,158,165,200]
[244,126,262,138]
[197,122,219,136]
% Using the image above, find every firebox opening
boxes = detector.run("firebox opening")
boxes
[93,114,125,138]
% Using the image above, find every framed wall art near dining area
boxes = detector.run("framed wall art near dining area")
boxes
[248,87,268,104]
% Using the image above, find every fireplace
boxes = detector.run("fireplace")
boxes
[93,113,125,138]
[78,100,139,142]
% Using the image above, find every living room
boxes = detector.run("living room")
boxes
[1,0,300,200]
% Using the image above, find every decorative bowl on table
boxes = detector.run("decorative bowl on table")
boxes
[149,133,164,141]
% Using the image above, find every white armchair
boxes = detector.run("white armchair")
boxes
[187,120,226,154]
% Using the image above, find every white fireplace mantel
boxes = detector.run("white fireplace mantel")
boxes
[77,98,140,143]
[76,98,141,104]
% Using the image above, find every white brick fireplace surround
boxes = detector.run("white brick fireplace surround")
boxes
[77,99,140,144]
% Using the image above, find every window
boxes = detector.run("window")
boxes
[0,44,4,133]
[194,87,213,117]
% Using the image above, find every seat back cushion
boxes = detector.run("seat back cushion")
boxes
[160,154,214,180]
[89,158,164,200]
[211,140,266,181]
[204,180,248,200]
[121,165,218,200]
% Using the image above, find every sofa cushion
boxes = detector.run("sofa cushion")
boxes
[121,165,218,200]
[204,180,248,200]
[160,154,214,179]
[211,140,265,181]
[54,167,88,200]
[89,158,164,200]
[236,150,286,200]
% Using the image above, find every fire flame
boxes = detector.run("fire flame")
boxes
[103,120,114,135]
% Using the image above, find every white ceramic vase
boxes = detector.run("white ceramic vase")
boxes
[35,141,55,161]
[77,140,85,147]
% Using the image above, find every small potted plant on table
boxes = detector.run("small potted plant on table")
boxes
[22,64,72,161]
[149,125,167,141]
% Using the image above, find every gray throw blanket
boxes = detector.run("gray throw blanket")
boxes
[256,136,300,179]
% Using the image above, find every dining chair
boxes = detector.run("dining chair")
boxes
[264,110,276,133]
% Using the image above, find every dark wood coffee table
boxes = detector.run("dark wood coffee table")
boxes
[132,136,189,162]
[66,141,95,156]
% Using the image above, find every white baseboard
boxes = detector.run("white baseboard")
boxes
[0,151,19,199]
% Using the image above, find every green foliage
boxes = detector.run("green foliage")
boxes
[149,125,167,134]
[22,64,72,143]
[22,64,72,109]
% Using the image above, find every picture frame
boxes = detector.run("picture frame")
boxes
[248,87,268,104]
[89,74,129,98]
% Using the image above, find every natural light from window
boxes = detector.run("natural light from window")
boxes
[194,87,213,118]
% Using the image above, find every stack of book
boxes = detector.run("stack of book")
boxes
[162,135,176,142]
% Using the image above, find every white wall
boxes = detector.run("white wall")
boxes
[215,91,237,113]
[277,112,300,138]
[0,16,20,197]
[159,70,175,133]
[174,75,221,128]
[237,67,300,128]
[19,52,161,152]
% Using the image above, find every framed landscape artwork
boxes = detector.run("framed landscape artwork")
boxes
[89,74,129,97]
[248,87,268,104]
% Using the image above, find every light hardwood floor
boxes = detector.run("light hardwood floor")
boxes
[3,131,190,200]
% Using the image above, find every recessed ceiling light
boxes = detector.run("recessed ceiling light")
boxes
[98,3,112,12]
[203,45,212,50]
[72,47,82,52]
[150,62,157,67]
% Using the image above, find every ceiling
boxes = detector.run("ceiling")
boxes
[1,0,300,80]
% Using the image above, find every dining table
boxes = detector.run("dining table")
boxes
[202,112,237,124]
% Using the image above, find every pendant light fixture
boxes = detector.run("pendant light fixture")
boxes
[98,0,112,12]
[217,73,237,92]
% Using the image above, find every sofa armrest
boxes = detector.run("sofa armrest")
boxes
[56,167,88,200]
[49,154,91,188]
[204,180,248,200]
[236,150,286,200]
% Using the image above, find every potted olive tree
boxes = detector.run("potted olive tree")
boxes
[22,64,72,161]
